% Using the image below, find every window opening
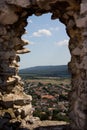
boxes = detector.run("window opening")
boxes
[20,13,71,122]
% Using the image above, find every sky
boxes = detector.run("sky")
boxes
[20,13,71,69]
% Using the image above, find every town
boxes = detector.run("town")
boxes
[23,77,71,122]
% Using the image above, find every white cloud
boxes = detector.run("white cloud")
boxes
[50,27,59,31]
[30,41,35,45]
[55,39,69,46]
[28,19,32,23]
[33,29,52,37]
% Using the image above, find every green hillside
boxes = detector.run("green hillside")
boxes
[19,65,71,78]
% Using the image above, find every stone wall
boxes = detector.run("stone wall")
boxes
[0,0,87,130]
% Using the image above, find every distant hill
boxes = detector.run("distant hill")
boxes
[19,65,71,78]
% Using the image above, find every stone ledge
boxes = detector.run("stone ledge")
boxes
[19,120,69,130]
[0,94,32,108]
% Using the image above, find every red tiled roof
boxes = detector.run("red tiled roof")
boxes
[41,95,55,99]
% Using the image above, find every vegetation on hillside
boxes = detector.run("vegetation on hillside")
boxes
[19,65,71,78]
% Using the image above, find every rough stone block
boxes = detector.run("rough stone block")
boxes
[76,16,87,27]
[20,104,32,118]
[7,0,31,8]
[0,6,18,25]
[81,3,87,14]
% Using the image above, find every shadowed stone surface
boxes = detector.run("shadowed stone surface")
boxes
[0,0,87,130]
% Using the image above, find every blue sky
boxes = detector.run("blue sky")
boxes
[20,13,71,69]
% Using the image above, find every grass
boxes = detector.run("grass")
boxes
[25,77,71,85]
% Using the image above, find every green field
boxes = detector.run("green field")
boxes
[25,77,71,86]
